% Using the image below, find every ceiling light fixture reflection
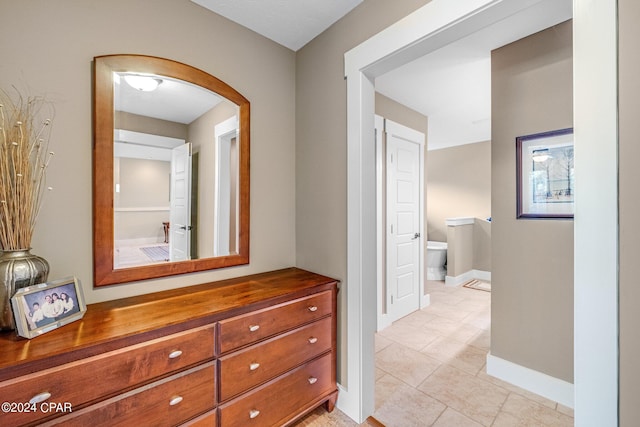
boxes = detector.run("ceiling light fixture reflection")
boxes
[124,75,163,92]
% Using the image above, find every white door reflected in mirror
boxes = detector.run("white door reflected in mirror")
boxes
[170,142,192,262]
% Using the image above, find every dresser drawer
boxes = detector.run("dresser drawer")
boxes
[0,325,214,426]
[180,409,217,426]
[219,316,332,401]
[218,291,332,353]
[46,362,216,427]
[219,354,334,427]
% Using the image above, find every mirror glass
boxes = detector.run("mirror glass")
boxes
[93,55,250,286]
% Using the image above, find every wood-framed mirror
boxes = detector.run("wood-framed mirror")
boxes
[93,54,249,286]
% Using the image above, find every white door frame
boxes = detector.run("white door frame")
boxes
[214,116,239,256]
[342,0,618,425]
[374,115,391,332]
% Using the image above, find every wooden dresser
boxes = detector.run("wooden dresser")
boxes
[0,268,338,427]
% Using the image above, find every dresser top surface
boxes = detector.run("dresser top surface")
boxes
[0,268,338,378]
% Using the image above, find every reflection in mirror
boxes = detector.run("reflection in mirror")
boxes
[113,72,239,268]
[93,55,250,286]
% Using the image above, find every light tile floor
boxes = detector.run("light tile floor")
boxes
[295,280,574,426]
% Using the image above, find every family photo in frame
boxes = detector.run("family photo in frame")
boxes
[11,276,86,339]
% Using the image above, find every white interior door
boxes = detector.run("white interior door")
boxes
[386,119,424,323]
[169,143,192,262]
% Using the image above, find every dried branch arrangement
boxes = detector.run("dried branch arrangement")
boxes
[0,90,54,250]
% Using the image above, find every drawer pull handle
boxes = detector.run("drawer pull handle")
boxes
[249,324,260,332]
[308,337,318,344]
[249,409,260,419]
[308,305,318,312]
[29,392,51,404]
[168,350,183,359]
[250,362,260,371]
[169,396,183,406]
[308,377,318,385]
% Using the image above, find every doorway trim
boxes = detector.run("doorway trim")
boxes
[341,0,618,425]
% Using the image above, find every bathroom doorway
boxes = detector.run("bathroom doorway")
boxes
[339,0,618,424]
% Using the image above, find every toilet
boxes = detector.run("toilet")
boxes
[426,241,447,281]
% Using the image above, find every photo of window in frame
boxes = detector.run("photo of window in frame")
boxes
[516,128,574,219]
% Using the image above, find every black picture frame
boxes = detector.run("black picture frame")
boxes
[516,128,574,219]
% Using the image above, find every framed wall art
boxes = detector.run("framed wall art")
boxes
[11,276,86,339]
[516,128,574,219]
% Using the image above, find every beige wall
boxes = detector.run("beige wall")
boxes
[427,141,491,242]
[446,224,474,277]
[473,219,491,272]
[115,112,188,140]
[114,158,170,243]
[618,0,640,423]
[375,93,429,136]
[491,21,574,382]
[445,220,491,277]
[0,0,296,303]
[117,158,170,209]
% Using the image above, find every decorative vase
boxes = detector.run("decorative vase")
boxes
[0,249,50,331]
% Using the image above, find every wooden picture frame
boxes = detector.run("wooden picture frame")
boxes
[11,276,86,339]
[516,128,574,219]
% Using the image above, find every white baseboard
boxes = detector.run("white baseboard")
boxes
[420,292,431,309]
[473,270,491,281]
[445,269,491,287]
[377,313,392,332]
[486,353,574,408]
[115,237,163,248]
[336,382,362,423]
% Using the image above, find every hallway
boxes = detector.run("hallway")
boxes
[296,281,574,426]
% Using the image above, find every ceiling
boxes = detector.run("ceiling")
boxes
[191,0,363,51]
[191,0,572,150]
[115,73,223,124]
